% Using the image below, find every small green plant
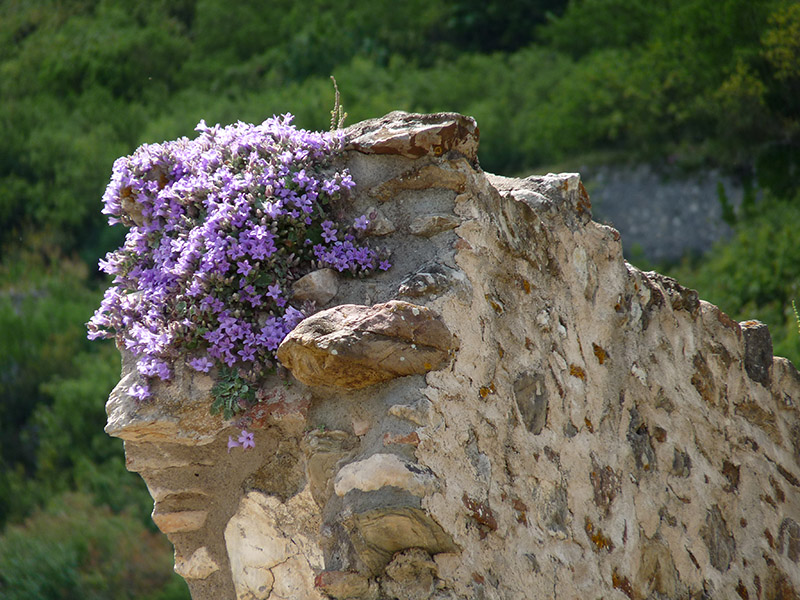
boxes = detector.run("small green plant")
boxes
[330,76,348,131]
[793,299,800,336]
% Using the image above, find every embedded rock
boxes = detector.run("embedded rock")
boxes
[292,268,340,306]
[333,453,439,497]
[345,111,479,162]
[408,214,461,237]
[276,300,456,389]
[105,111,800,600]
[175,547,220,581]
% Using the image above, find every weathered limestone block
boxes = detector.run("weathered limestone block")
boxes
[345,111,479,162]
[276,300,457,389]
[105,349,223,445]
[104,111,800,600]
[333,453,440,497]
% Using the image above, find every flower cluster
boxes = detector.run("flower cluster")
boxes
[88,114,388,414]
[228,430,255,452]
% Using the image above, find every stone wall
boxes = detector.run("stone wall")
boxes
[105,112,800,600]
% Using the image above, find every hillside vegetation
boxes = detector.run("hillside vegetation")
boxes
[1,0,798,596]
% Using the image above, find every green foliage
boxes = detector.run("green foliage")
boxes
[667,194,800,365]
[211,366,257,420]
[0,492,189,600]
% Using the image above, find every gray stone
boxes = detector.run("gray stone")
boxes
[778,518,800,563]
[513,372,547,435]
[334,453,440,498]
[303,430,359,507]
[409,214,460,237]
[701,505,735,572]
[741,320,773,386]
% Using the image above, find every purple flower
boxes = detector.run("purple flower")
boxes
[88,113,384,422]
[353,215,369,230]
[238,429,255,450]
[379,260,391,271]
[129,383,150,401]
[189,356,214,372]
[266,282,282,300]
[227,436,240,453]
[321,220,338,243]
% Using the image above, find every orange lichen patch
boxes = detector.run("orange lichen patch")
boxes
[584,417,594,433]
[512,499,529,526]
[497,344,505,359]
[653,427,667,443]
[472,573,485,585]
[576,181,592,216]
[522,279,531,294]
[736,580,750,600]
[423,362,433,370]
[486,295,505,314]
[612,569,633,599]
[764,528,775,549]
[569,364,586,380]
[382,431,420,447]
[585,517,615,553]
[463,493,498,539]
[479,382,496,399]
[592,343,607,364]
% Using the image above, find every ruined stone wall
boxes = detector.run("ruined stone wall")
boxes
[105,112,800,600]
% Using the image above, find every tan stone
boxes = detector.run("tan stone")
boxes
[152,510,207,533]
[276,300,456,389]
[345,111,479,161]
[174,547,219,580]
[314,570,373,600]
[292,268,339,306]
[346,507,458,575]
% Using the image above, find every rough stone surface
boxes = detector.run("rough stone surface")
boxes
[292,268,340,306]
[105,111,800,600]
[152,509,207,533]
[345,111,479,162]
[333,453,439,497]
[276,300,456,389]
[175,547,220,580]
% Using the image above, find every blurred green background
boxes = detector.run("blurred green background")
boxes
[1,0,798,596]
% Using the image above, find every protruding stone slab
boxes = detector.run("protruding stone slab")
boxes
[276,300,457,389]
[345,111,479,161]
[105,350,223,445]
[334,453,439,497]
[152,510,208,533]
